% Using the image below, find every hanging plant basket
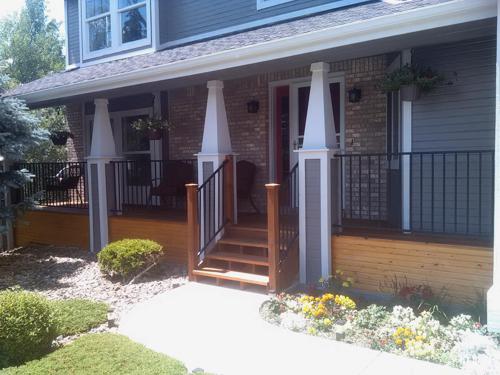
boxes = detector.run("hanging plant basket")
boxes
[379,64,443,101]
[400,84,421,101]
[50,131,73,146]
[148,129,163,140]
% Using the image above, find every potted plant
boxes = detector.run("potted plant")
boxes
[379,64,443,101]
[131,117,171,140]
[49,130,73,146]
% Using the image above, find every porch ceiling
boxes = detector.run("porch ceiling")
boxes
[6,0,496,107]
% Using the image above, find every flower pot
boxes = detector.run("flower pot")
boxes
[400,84,421,101]
[50,131,73,146]
[148,129,163,140]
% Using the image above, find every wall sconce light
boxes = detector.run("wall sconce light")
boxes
[247,100,260,113]
[348,88,362,103]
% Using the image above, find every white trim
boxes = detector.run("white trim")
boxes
[81,0,152,61]
[401,49,412,232]
[152,0,160,51]
[161,0,370,49]
[80,47,155,67]
[257,0,294,10]
[19,0,496,104]
[64,0,70,68]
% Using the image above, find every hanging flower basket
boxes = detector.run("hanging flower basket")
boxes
[50,131,73,146]
[379,64,443,101]
[400,84,421,101]
[148,129,163,140]
[131,117,172,141]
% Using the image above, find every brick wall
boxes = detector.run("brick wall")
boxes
[66,103,85,162]
[169,55,388,213]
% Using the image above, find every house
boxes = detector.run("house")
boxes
[7,0,500,330]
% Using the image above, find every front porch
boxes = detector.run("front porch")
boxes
[12,26,497,314]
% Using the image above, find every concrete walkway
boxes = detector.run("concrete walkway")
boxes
[119,282,464,375]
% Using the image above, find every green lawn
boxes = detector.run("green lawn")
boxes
[51,299,109,336]
[1,334,188,375]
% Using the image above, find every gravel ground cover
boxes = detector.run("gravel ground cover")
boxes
[0,245,187,325]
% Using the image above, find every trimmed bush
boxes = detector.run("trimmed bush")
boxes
[0,290,58,367]
[97,239,164,280]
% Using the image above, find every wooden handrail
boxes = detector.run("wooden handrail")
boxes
[224,155,234,224]
[266,183,280,293]
[186,183,199,281]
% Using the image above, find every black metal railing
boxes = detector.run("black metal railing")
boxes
[279,163,299,264]
[197,159,228,258]
[111,159,196,212]
[14,162,88,209]
[335,150,495,237]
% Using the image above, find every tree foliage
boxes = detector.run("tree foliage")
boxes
[0,0,68,162]
[0,0,64,85]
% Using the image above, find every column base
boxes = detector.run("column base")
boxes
[487,284,500,332]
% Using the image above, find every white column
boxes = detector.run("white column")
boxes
[297,62,337,283]
[87,98,118,253]
[196,80,236,239]
[401,49,412,232]
[487,0,500,332]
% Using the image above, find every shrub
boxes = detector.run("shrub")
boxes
[97,239,164,280]
[51,299,109,336]
[0,289,57,367]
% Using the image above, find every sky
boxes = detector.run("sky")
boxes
[0,0,65,34]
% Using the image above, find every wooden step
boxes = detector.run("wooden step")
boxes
[207,251,269,266]
[193,267,269,286]
[218,235,268,249]
[227,225,268,234]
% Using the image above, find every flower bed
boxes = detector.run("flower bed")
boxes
[260,278,500,373]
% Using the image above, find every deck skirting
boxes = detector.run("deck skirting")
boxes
[332,234,493,303]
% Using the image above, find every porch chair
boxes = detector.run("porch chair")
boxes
[148,160,195,208]
[236,160,259,214]
[45,164,85,204]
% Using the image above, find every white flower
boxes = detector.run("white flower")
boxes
[280,311,308,332]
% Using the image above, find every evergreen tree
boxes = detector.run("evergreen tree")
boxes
[0,74,42,233]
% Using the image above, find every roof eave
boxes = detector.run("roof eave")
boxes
[16,0,496,104]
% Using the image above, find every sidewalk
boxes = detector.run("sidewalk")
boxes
[119,282,464,375]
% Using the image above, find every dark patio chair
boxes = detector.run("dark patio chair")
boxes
[236,160,259,214]
[45,164,85,204]
[149,160,195,207]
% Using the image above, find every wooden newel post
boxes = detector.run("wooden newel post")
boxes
[224,155,234,224]
[266,183,280,293]
[186,183,199,281]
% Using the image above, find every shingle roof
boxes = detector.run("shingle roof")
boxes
[8,0,455,98]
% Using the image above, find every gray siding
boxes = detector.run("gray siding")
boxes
[66,0,80,65]
[411,37,495,235]
[90,164,100,251]
[159,0,368,46]
[305,159,321,283]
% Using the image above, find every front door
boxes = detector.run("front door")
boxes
[274,77,344,182]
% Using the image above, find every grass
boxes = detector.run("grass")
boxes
[1,333,188,375]
[51,299,109,336]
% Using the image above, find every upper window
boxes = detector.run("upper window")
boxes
[257,0,294,10]
[82,0,151,59]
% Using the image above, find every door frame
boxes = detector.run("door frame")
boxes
[268,72,346,181]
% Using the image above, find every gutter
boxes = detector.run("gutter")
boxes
[17,0,497,104]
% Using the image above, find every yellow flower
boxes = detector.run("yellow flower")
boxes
[395,339,403,346]
[323,318,332,326]
[308,327,317,335]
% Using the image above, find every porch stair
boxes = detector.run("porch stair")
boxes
[192,224,270,289]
